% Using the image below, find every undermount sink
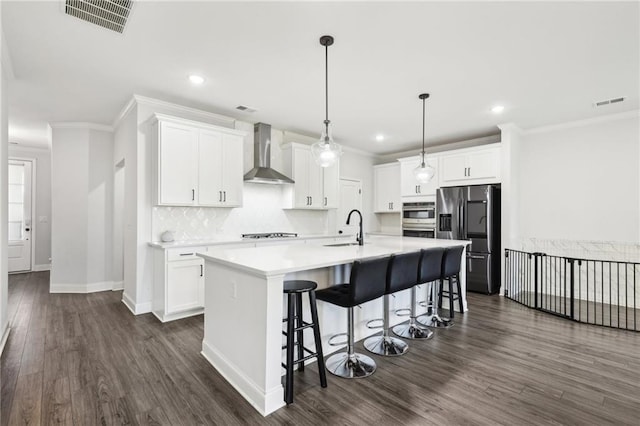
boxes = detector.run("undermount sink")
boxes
[323,242,363,247]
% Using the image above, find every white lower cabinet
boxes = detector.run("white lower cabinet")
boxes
[166,258,204,314]
[153,247,205,322]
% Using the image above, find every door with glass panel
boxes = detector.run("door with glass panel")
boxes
[8,159,32,273]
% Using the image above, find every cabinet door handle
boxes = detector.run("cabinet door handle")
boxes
[223,191,226,202]
[180,253,195,256]
[324,197,327,206]
[200,265,203,277]
[417,185,421,194]
[310,196,313,205]
[219,191,222,202]
[468,167,471,177]
[192,189,195,201]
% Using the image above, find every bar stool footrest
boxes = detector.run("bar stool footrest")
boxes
[366,318,384,329]
[394,308,411,316]
[328,333,348,347]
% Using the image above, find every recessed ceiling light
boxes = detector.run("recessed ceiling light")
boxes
[189,74,205,85]
[375,134,385,142]
[491,105,505,114]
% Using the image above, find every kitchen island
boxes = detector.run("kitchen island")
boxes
[198,235,470,416]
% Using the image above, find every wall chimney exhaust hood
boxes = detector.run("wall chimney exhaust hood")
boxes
[243,123,294,184]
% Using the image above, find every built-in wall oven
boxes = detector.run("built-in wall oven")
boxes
[402,202,436,238]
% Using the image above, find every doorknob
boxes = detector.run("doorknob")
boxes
[25,228,30,232]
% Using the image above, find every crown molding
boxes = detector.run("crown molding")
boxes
[112,96,137,129]
[49,122,114,132]
[523,110,640,135]
[497,123,524,134]
[137,94,236,123]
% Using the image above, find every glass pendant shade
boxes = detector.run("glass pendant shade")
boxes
[311,128,342,167]
[414,156,435,183]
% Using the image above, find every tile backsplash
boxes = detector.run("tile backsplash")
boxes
[152,184,328,241]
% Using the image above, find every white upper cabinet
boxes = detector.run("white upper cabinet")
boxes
[282,143,339,210]
[153,114,246,207]
[198,130,244,207]
[374,163,401,213]
[439,144,500,186]
[157,121,199,205]
[398,155,440,198]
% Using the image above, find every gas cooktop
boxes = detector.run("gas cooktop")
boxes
[242,232,299,239]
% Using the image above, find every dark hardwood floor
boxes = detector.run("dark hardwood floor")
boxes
[2,272,640,425]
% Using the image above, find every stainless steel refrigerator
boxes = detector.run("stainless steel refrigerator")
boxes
[436,184,501,294]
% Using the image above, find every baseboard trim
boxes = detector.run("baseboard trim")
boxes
[33,264,51,272]
[112,281,124,291]
[50,281,115,294]
[0,325,10,356]
[201,340,285,416]
[121,292,152,315]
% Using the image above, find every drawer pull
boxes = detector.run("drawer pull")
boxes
[179,253,195,256]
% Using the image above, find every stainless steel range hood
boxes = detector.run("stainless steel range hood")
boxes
[243,123,294,184]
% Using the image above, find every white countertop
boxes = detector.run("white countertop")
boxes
[198,235,470,277]
[148,233,348,249]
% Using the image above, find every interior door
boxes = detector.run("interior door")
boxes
[8,159,33,273]
[337,179,362,236]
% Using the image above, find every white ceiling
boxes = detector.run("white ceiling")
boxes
[3,1,639,154]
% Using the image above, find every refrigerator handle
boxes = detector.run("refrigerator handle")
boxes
[486,187,493,252]
[457,200,463,240]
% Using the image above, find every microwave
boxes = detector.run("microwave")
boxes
[402,202,436,224]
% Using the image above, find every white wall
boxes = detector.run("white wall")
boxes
[8,146,51,270]
[0,7,10,352]
[113,107,138,309]
[50,125,115,292]
[516,113,639,244]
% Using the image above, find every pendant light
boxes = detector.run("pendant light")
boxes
[413,93,435,183]
[311,35,342,167]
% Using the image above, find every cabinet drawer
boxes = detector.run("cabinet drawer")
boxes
[167,246,207,261]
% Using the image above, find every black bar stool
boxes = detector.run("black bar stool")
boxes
[316,256,389,379]
[282,280,327,404]
[364,251,422,355]
[416,247,452,328]
[392,249,442,339]
[438,246,466,318]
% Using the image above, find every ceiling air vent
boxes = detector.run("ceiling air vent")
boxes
[593,96,626,107]
[65,0,133,34]
[236,105,257,113]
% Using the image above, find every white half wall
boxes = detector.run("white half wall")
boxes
[516,112,640,244]
[50,125,115,292]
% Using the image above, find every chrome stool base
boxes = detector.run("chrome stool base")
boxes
[392,322,434,339]
[363,335,409,356]
[325,352,376,379]
[417,313,453,329]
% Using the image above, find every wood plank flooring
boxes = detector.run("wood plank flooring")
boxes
[2,272,640,425]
